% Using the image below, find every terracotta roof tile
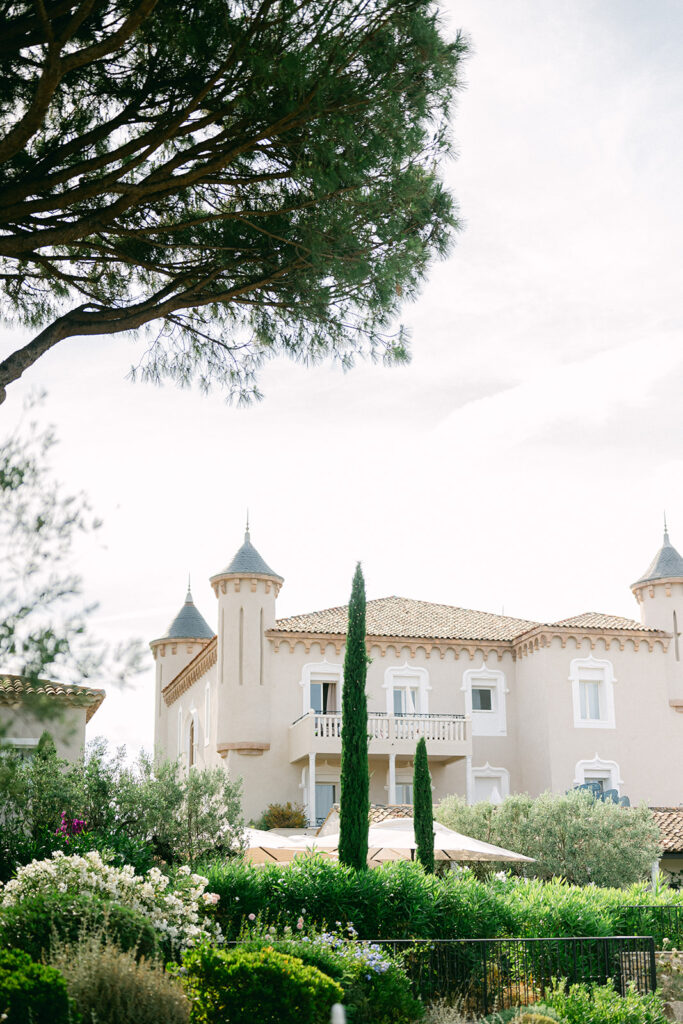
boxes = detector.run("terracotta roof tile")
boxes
[651,808,683,853]
[0,675,105,723]
[274,597,661,644]
[274,596,538,642]
[548,612,661,633]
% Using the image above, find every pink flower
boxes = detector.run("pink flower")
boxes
[248,913,256,921]
[297,917,304,930]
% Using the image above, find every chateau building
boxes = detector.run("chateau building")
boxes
[152,526,683,824]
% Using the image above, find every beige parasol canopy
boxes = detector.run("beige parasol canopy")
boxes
[293,817,533,865]
[242,827,336,865]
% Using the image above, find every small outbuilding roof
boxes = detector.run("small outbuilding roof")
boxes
[0,675,105,723]
[634,528,683,586]
[215,529,282,581]
[162,587,214,640]
[651,807,683,854]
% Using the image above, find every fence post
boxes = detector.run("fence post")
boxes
[649,937,657,994]
[331,1003,346,1024]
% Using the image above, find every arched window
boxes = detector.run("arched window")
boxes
[188,719,195,767]
[462,664,507,736]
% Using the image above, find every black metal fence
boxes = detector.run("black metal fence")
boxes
[613,905,683,949]
[373,936,657,1015]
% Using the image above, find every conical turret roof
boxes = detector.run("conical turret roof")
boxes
[214,528,282,580]
[633,526,683,586]
[162,586,214,640]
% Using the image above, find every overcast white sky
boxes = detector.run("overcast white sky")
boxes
[2,0,683,756]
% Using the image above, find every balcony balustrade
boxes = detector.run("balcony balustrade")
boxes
[288,711,471,763]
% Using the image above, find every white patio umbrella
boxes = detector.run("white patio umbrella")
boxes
[293,817,533,865]
[242,827,337,865]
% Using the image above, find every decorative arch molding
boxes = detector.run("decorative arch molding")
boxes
[299,660,344,716]
[461,662,508,736]
[573,754,623,795]
[471,763,510,803]
[383,663,431,715]
[568,655,616,729]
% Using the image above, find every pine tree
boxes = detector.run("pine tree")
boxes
[0,1,468,405]
[413,736,435,873]
[338,563,369,870]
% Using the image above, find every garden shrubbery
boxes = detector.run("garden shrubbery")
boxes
[435,791,662,888]
[50,934,190,1024]
[0,948,71,1024]
[236,922,423,1024]
[0,738,244,880]
[202,855,683,942]
[178,943,344,1024]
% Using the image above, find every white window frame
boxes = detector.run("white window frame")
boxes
[383,664,430,716]
[573,754,623,795]
[204,685,211,747]
[569,656,616,729]
[462,664,507,736]
[300,661,343,716]
[471,763,510,804]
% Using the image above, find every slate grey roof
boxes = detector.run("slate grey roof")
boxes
[163,588,214,640]
[216,530,282,580]
[634,529,683,585]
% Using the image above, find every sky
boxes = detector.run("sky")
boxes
[2,0,683,756]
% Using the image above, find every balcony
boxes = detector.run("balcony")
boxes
[288,711,471,764]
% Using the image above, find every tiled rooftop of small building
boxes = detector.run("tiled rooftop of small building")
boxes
[651,807,683,853]
[0,675,106,723]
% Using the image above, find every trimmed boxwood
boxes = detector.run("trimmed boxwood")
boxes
[179,943,343,1024]
[0,948,70,1024]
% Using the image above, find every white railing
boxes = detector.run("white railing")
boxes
[303,712,468,745]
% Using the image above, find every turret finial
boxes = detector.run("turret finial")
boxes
[664,511,670,545]
[245,509,250,542]
[186,574,192,602]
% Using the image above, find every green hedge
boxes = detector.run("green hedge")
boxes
[203,857,683,943]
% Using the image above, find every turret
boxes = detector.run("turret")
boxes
[631,523,683,653]
[209,524,283,756]
[150,584,214,749]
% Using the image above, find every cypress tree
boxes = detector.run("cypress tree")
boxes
[338,563,370,870]
[413,736,435,873]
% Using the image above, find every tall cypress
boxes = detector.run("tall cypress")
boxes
[413,736,435,873]
[338,563,370,870]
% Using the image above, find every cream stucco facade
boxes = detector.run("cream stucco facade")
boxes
[152,527,683,824]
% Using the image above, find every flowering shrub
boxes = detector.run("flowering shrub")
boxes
[237,919,423,1024]
[0,851,221,952]
[55,811,88,842]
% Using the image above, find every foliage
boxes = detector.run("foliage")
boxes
[0,947,71,1024]
[49,933,190,1024]
[0,0,468,404]
[414,737,435,873]
[435,790,662,887]
[0,408,143,712]
[203,856,515,940]
[541,980,669,1024]
[178,942,344,1024]
[0,889,159,961]
[339,563,370,870]
[0,739,244,880]
[202,854,683,944]
[235,921,422,1024]
[0,850,221,954]
[254,802,308,830]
